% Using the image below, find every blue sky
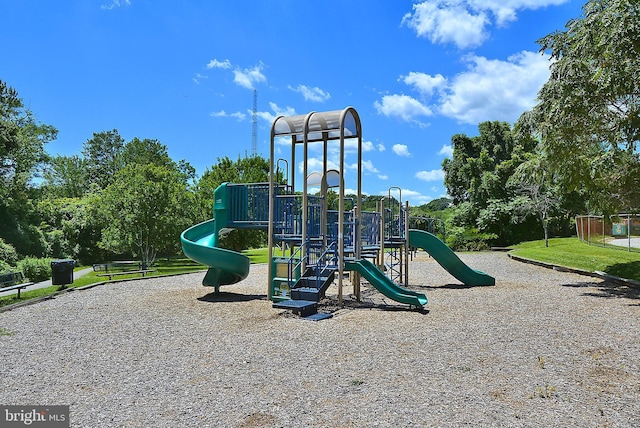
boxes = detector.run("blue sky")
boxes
[1,0,583,206]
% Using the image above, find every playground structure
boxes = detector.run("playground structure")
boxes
[181,107,494,318]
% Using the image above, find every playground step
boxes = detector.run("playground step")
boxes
[304,312,333,321]
[293,276,330,289]
[291,287,322,302]
[272,299,318,317]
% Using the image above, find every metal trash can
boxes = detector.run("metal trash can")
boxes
[51,259,75,286]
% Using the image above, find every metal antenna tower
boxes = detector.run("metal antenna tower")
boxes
[252,89,258,156]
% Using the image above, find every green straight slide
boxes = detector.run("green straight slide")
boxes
[408,229,495,286]
[180,219,250,291]
[345,259,428,307]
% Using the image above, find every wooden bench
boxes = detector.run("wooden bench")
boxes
[96,269,156,280]
[93,261,142,273]
[0,272,35,298]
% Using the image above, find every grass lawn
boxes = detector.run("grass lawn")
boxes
[1,251,278,308]
[242,248,270,264]
[0,258,207,308]
[511,237,640,282]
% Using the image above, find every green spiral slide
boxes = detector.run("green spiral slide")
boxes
[180,219,250,292]
[408,229,495,286]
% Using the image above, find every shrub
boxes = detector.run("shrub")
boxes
[446,227,496,251]
[17,257,53,282]
[0,260,14,273]
[0,238,19,266]
[46,229,72,259]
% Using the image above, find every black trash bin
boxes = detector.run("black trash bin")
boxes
[51,259,75,286]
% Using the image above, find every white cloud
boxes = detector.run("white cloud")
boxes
[101,0,130,10]
[257,102,297,124]
[302,157,340,174]
[289,85,331,102]
[192,73,208,84]
[392,144,411,157]
[373,94,432,124]
[205,59,266,89]
[439,51,551,124]
[363,160,379,174]
[401,72,447,97]
[416,169,445,181]
[402,0,570,49]
[344,188,362,196]
[233,63,266,90]
[206,59,232,70]
[342,139,374,153]
[347,159,381,175]
[438,144,453,157]
[402,1,489,49]
[209,110,246,121]
[382,51,552,125]
[377,144,386,152]
[469,0,570,25]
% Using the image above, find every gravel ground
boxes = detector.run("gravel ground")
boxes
[1,252,639,427]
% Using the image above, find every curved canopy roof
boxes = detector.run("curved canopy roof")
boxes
[271,107,360,143]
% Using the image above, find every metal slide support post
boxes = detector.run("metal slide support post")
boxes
[379,198,385,269]
[301,112,314,276]
[268,117,282,300]
[338,134,345,306]
[404,201,410,286]
[355,112,362,301]
[322,135,329,251]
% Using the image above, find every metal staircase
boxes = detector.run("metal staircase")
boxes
[272,242,337,319]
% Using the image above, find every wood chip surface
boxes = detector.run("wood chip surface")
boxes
[1,252,639,427]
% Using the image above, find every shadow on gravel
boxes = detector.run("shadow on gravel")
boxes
[198,292,267,303]
[561,280,640,302]
[417,283,494,290]
[320,295,430,315]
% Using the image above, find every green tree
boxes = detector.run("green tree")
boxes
[0,80,57,256]
[82,129,125,190]
[519,0,640,213]
[122,137,197,186]
[442,121,541,245]
[422,197,451,212]
[122,137,174,169]
[41,155,87,198]
[37,195,108,263]
[99,164,195,265]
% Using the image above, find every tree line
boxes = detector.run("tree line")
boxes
[441,0,640,248]
[0,85,270,270]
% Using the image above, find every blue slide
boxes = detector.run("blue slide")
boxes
[408,229,495,286]
[345,259,428,307]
